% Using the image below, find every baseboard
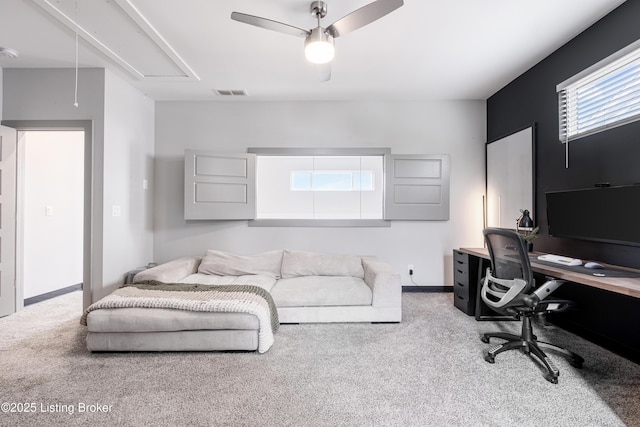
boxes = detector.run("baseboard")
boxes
[24,283,82,306]
[402,285,453,293]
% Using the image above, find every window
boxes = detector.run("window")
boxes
[558,40,640,142]
[256,156,383,220]
[183,148,450,223]
[290,170,375,191]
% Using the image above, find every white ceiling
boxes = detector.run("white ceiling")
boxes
[0,0,626,101]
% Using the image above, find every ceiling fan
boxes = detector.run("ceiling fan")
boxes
[231,0,404,81]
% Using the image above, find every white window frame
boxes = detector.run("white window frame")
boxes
[258,155,384,219]
[557,38,640,142]
[250,148,389,227]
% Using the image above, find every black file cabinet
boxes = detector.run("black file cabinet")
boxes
[453,250,479,315]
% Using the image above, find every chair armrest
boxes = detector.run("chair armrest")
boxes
[362,257,401,308]
[481,269,528,310]
[133,256,202,283]
[533,299,575,313]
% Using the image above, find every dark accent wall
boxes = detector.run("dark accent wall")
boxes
[487,1,640,268]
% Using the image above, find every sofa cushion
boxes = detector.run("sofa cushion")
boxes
[271,276,372,307]
[133,257,201,283]
[280,250,364,279]
[198,250,283,279]
[86,308,259,332]
[178,273,277,293]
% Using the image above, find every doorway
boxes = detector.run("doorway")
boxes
[1,120,93,315]
[18,130,84,305]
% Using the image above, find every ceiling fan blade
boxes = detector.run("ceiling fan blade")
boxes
[326,0,404,38]
[231,12,310,38]
[316,62,331,82]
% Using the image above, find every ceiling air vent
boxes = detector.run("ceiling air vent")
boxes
[214,89,248,96]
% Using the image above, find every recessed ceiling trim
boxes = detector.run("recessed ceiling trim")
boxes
[114,0,200,81]
[32,0,145,78]
[31,0,199,82]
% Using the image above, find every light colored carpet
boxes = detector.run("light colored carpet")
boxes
[0,291,638,427]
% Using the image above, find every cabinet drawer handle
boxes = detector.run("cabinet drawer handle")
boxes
[456,281,465,288]
[456,260,464,265]
[456,269,464,274]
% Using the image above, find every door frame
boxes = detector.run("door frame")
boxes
[0,125,17,317]
[2,120,93,311]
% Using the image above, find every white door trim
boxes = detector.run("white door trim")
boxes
[0,125,17,317]
[2,120,94,311]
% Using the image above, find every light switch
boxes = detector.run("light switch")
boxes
[45,206,53,216]
[143,179,149,190]
[112,205,121,217]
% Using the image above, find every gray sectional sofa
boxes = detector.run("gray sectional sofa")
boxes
[84,250,402,353]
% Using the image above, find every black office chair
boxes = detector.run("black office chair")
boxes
[480,227,584,383]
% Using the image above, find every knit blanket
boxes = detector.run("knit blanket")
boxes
[81,281,279,353]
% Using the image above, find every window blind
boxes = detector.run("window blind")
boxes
[558,41,640,142]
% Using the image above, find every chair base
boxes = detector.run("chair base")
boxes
[481,316,584,384]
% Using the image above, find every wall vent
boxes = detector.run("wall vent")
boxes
[214,89,248,96]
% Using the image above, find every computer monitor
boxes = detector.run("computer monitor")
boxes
[545,185,640,247]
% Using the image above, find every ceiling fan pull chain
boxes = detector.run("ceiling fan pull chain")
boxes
[73,0,79,108]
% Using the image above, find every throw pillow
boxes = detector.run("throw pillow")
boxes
[198,249,283,279]
[280,250,364,279]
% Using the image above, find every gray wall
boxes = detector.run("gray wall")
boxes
[154,100,486,286]
[102,71,155,297]
[2,68,154,304]
[0,68,3,120]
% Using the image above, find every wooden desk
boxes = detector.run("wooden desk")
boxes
[459,247,640,299]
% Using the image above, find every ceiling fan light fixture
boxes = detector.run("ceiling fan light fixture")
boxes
[304,27,334,64]
[232,0,404,77]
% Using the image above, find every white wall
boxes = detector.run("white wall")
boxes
[22,131,83,298]
[154,100,486,286]
[102,71,155,297]
[2,68,154,305]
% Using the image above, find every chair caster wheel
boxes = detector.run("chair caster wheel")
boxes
[484,354,495,364]
[544,373,558,384]
[481,336,490,343]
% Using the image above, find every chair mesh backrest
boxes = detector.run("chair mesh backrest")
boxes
[483,228,533,289]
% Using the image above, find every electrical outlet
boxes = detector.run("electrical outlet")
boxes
[408,264,414,275]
